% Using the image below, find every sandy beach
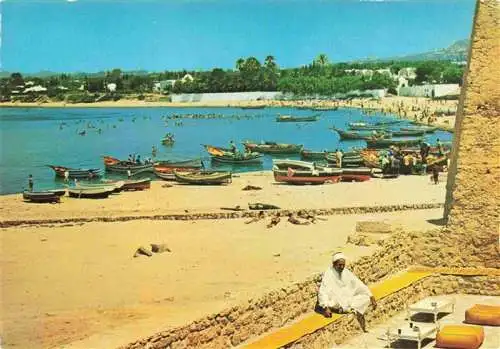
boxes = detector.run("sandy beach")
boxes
[0,171,448,348]
[0,95,457,131]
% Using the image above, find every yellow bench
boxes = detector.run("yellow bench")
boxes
[242,271,432,349]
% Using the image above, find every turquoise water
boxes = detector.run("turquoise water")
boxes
[0,107,452,194]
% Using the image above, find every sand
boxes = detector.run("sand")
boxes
[0,171,448,348]
[0,172,446,222]
[1,208,445,349]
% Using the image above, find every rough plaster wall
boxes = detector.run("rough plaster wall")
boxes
[442,0,500,267]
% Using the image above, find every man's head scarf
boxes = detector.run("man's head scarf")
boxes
[332,252,346,263]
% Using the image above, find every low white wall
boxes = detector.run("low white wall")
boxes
[398,84,460,98]
[171,91,284,103]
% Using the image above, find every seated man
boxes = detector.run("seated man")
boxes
[317,252,377,332]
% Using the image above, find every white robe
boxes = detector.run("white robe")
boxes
[318,266,373,314]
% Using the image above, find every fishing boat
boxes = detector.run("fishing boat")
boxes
[48,165,102,179]
[300,149,335,161]
[161,137,175,145]
[103,156,154,174]
[348,124,388,131]
[273,165,342,185]
[366,138,423,149]
[154,159,204,180]
[391,129,425,137]
[340,168,375,182]
[331,127,388,140]
[75,181,124,193]
[374,120,403,126]
[243,141,303,154]
[67,187,114,199]
[122,178,151,191]
[276,114,319,122]
[273,159,316,171]
[240,105,266,109]
[211,152,263,164]
[23,191,61,203]
[174,171,232,185]
[325,153,365,167]
[402,125,438,133]
[48,189,67,196]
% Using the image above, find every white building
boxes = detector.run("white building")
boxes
[398,84,460,98]
[106,83,117,92]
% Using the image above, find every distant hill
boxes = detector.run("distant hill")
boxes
[361,39,470,63]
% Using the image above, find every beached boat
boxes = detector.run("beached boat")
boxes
[75,181,124,193]
[348,122,388,131]
[48,165,102,179]
[174,171,232,185]
[300,149,335,161]
[67,187,114,199]
[276,114,319,122]
[402,125,438,133]
[273,159,315,171]
[211,153,263,164]
[325,153,365,167]
[366,138,423,149]
[122,178,151,191]
[391,129,425,137]
[103,156,154,174]
[331,127,388,140]
[48,189,67,196]
[243,141,303,154]
[374,120,403,126]
[273,166,342,185]
[23,191,61,203]
[154,159,204,180]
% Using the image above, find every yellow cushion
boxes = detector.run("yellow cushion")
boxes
[465,304,500,326]
[436,325,484,349]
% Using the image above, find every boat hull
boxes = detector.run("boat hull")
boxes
[174,171,232,185]
[273,170,341,184]
[23,191,61,203]
[210,154,263,164]
[366,138,423,149]
[48,165,102,179]
[243,142,303,154]
[122,178,151,191]
[68,188,113,199]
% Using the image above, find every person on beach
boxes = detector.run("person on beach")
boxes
[64,170,69,183]
[152,145,157,158]
[317,252,376,332]
[432,164,440,184]
[335,149,343,168]
[28,174,34,191]
[229,140,237,154]
[127,167,132,179]
[136,155,142,165]
[436,138,444,156]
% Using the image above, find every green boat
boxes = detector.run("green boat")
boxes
[300,149,335,161]
[211,152,263,164]
[391,129,425,137]
[366,138,423,149]
[174,171,232,185]
[276,114,319,122]
[401,126,438,133]
[348,122,388,131]
[332,127,389,140]
[243,141,303,154]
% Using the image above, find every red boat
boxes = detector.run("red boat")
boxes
[273,168,342,185]
[340,174,371,182]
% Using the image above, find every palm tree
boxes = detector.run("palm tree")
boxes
[265,55,276,69]
[236,58,245,71]
[314,54,330,67]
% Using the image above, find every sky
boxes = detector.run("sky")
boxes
[1,0,476,73]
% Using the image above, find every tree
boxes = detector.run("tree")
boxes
[314,54,330,67]
[10,73,24,87]
[442,65,464,85]
[235,58,245,71]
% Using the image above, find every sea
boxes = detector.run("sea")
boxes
[0,106,453,194]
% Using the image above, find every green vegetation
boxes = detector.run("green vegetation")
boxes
[0,54,465,103]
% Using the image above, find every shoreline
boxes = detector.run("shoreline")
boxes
[0,96,457,131]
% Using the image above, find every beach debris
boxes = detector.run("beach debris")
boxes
[273,253,281,257]
[244,210,265,224]
[242,185,262,191]
[220,205,245,211]
[134,246,153,257]
[249,202,280,210]
[151,243,171,254]
[266,213,281,228]
[162,183,173,188]
[287,212,310,225]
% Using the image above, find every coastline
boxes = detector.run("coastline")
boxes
[0,95,457,131]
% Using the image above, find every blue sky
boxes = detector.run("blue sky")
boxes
[1,0,476,73]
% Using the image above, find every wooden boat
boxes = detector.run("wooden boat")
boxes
[174,171,232,185]
[103,156,154,174]
[331,128,388,140]
[154,167,198,180]
[273,166,342,185]
[48,165,102,179]
[276,114,319,122]
[340,174,371,182]
[48,189,67,196]
[401,126,437,133]
[325,153,365,167]
[211,153,263,164]
[155,158,204,169]
[68,187,114,199]
[348,122,388,131]
[366,138,423,149]
[154,159,204,180]
[240,105,266,109]
[300,149,335,161]
[122,178,151,191]
[23,191,61,203]
[75,181,124,193]
[374,120,403,126]
[161,138,175,145]
[391,129,425,137]
[243,141,303,154]
[203,144,233,155]
[273,159,315,171]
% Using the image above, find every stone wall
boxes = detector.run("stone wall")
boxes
[442,0,500,268]
[170,91,285,103]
